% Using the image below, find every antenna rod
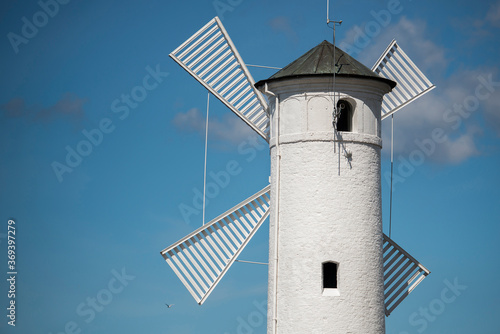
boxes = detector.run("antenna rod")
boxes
[327,1,342,156]
[389,114,394,238]
[327,0,329,24]
[327,0,342,26]
[332,18,342,110]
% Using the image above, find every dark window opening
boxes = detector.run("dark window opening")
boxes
[323,262,338,289]
[336,100,352,132]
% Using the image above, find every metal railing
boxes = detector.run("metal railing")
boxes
[383,233,431,316]
[170,17,269,141]
[372,40,436,120]
[161,185,271,304]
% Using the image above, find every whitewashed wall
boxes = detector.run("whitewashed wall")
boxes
[263,76,392,334]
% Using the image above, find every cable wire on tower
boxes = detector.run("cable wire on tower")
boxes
[202,92,210,226]
[389,114,394,238]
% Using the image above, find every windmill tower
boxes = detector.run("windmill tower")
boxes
[254,40,397,333]
[161,16,434,334]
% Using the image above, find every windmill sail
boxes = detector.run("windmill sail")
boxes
[170,17,270,141]
[383,234,430,316]
[372,40,436,120]
[161,185,271,305]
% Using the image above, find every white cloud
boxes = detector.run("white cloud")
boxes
[486,1,500,27]
[172,107,259,148]
[341,16,500,165]
[434,127,482,164]
[445,1,500,47]
[483,86,500,136]
[268,16,299,43]
[172,108,205,133]
[351,17,447,73]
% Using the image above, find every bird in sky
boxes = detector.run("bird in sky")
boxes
[165,303,174,308]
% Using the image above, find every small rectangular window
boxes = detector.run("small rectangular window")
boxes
[323,262,338,289]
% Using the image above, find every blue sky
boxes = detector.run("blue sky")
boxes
[0,0,499,333]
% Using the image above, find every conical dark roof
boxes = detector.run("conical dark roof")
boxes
[255,40,396,88]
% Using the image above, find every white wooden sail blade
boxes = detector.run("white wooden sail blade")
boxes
[372,40,436,120]
[170,17,270,141]
[160,185,271,305]
[383,233,431,316]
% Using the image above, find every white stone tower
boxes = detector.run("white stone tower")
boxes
[163,18,433,333]
[256,41,396,334]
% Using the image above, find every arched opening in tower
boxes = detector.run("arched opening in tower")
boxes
[336,100,352,132]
